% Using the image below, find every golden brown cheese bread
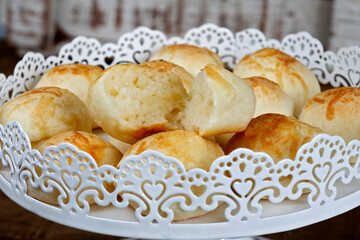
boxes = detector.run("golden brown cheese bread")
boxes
[0,87,92,148]
[233,48,320,117]
[36,64,103,129]
[87,63,187,144]
[225,113,322,163]
[39,131,123,166]
[140,60,194,92]
[150,44,224,77]
[122,130,224,221]
[299,87,360,143]
[181,64,256,137]
[215,76,294,148]
[28,131,123,205]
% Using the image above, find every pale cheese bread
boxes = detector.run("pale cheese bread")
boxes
[36,63,103,129]
[150,44,223,77]
[0,87,92,147]
[233,48,320,117]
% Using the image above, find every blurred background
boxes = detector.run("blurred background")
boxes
[1,0,360,57]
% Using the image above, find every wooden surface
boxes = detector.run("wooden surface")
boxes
[1,41,360,240]
[5,0,360,55]
[4,0,333,53]
[329,0,360,51]
[56,0,332,44]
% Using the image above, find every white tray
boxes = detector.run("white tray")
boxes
[1,24,360,239]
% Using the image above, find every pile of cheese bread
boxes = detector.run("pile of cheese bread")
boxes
[1,44,359,221]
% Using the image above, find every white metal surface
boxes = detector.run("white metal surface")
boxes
[0,24,360,239]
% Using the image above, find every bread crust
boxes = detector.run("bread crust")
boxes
[299,87,360,143]
[123,130,223,171]
[215,76,294,148]
[88,63,187,144]
[39,131,123,166]
[225,113,322,163]
[36,64,103,128]
[244,76,294,118]
[182,64,256,136]
[28,131,123,205]
[233,48,320,117]
[150,44,223,77]
[122,130,224,221]
[140,60,194,92]
[0,87,92,144]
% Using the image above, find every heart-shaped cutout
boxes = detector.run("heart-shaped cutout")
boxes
[279,175,292,187]
[348,69,360,86]
[190,185,206,198]
[62,172,80,191]
[133,50,151,64]
[232,179,254,198]
[313,163,331,182]
[325,63,334,74]
[143,181,165,200]
[103,181,116,194]
[104,56,114,66]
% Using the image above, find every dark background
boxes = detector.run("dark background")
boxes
[1,39,360,240]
